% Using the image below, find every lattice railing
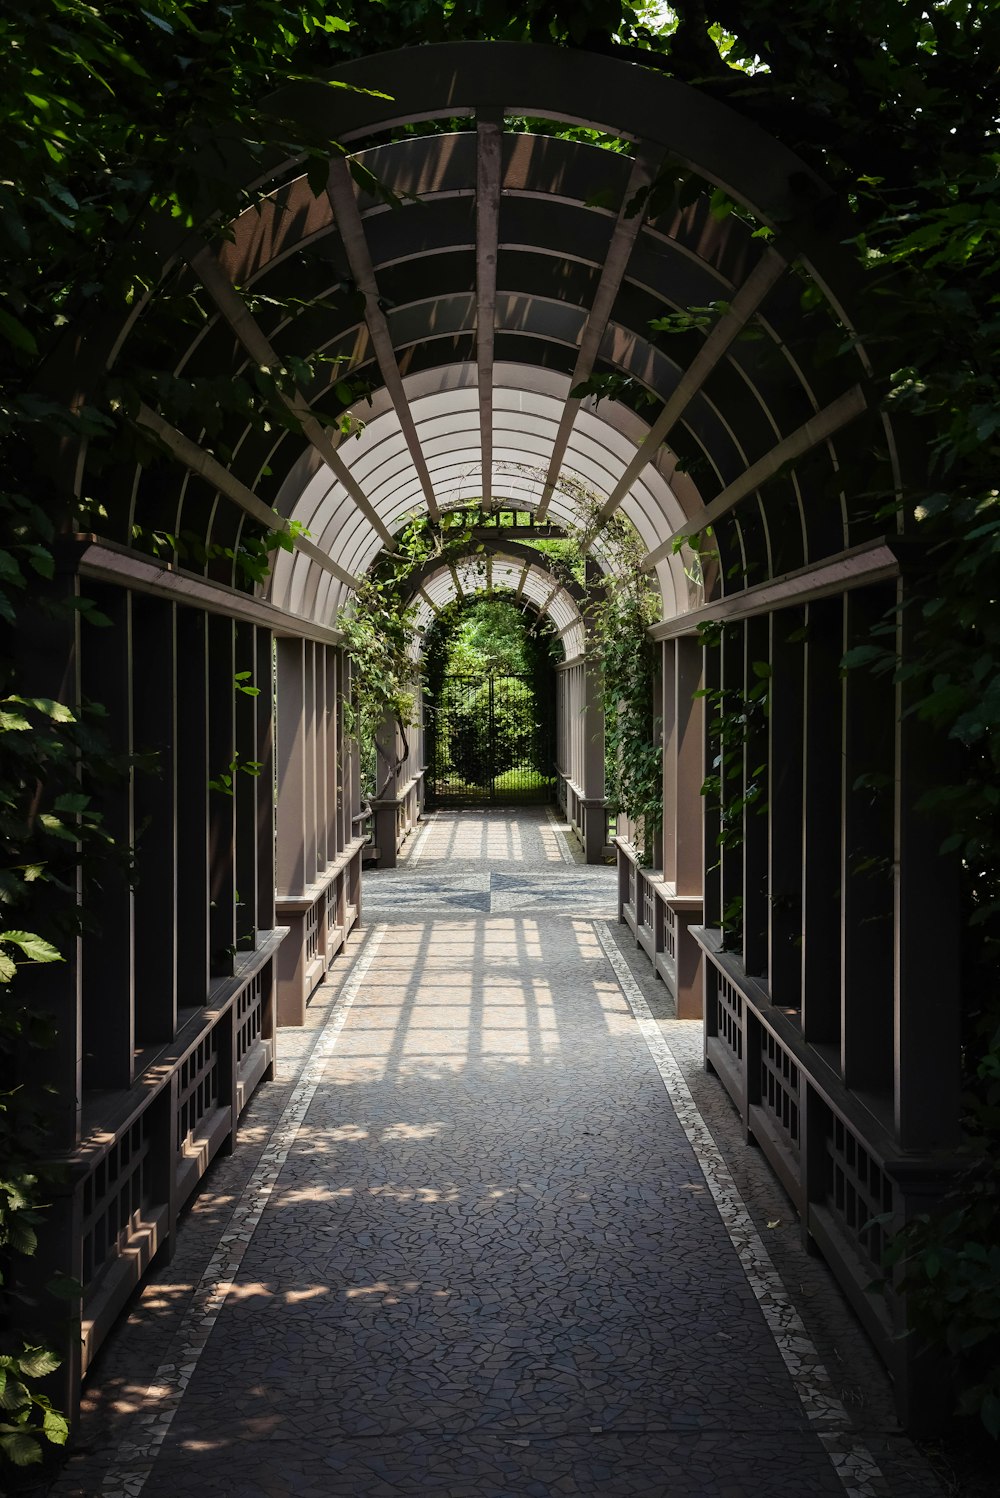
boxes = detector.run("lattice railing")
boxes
[305,894,321,963]
[81,1119,153,1288]
[759,1029,800,1157]
[234,971,263,1068]
[823,1110,894,1278]
[716,969,744,1065]
[177,1032,220,1150]
[627,859,637,909]
[664,902,677,963]
[325,878,340,936]
[641,877,655,930]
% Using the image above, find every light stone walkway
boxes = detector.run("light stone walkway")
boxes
[50,810,943,1498]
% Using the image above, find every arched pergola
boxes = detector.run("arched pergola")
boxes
[34,41,954,1424]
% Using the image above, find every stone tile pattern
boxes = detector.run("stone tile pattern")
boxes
[49,810,942,1498]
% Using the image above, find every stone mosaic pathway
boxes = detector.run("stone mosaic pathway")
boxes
[51,809,943,1498]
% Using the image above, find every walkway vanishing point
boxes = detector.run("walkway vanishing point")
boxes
[52,812,944,1498]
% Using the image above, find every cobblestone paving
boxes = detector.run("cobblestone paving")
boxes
[50,810,944,1498]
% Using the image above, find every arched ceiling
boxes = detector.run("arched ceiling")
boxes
[64,42,897,639]
[404,542,587,665]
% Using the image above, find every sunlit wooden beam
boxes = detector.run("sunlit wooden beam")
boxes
[189,245,397,548]
[326,156,440,522]
[599,248,789,523]
[536,152,657,523]
[641,384,868,570]
[476,113,502,512]
[134,403,360,588]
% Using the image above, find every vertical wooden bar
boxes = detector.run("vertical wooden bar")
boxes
[675,637,704,898]
[234,622,258,954]
[175,607,210,1008]
[662,640,678,885]
[132,596,177,1042]
[768,608,805,1008]
[325,646,339,862]
[801,596,843,1047]
[841,585,895,1093]
[582,654,605,863]
[255,628,276,935]
[702,633,722,930]
[81,585,134,1089]
[276,637,307,897]
[304,642,318,886]
[894,581,961,1148]
[742,615,769,977]
[208,613,236,977]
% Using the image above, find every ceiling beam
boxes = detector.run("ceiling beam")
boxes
[135,403,360,588]
[476,113,502,512]
[650,538,899,638]
[536,151,657,523]
[641,384,868,570]
[598,247,789,523]
[188,245,397,548]
[326,155,440,522]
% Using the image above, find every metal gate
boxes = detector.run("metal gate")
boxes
[426,673,555,806]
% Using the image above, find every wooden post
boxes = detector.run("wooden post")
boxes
[175,608,210,1007]
[80,585,135,1089]
[768,608,804,1008]
[801,596,842,1047]
[208,613,236,977]
[132,596,177,1043]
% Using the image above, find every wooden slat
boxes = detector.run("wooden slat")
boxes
[326,156,440,522]
[133,404,360,589]
[537,152,658,521]
[476,115,502,511]
[642,385,868,570]
[598,249,789,523]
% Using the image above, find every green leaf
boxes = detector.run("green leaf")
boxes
[0,1431,42,1466]
[0,932,63,964]
[53,793,90,814]
[4,697,75,723]
[15,1348,59,1380]
[0,308,37,356]
[41,1407,69,1446]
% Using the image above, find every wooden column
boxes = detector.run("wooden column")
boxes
[17,574,83,1148]
[255,627,276,935]
[234,621,259,954]
[742,615,769,978]
[671,636,705,1019]
[303,641,319,887]
[768,609,805,1009]
[132,595,177,1043]
[581,653,606,864]
[175,608,210,1007]
[701,633,722,931]
[841,585,895,1095]
[81,585,135,1090]
[801,596,843,1047]
[276,637,308,897]
[208,613,236,977]
[329,644,345,868]
[894,581,961,1149]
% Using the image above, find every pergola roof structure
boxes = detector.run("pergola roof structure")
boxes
[61,41,896,639]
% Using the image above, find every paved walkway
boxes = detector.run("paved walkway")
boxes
[52,810,943,1498]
